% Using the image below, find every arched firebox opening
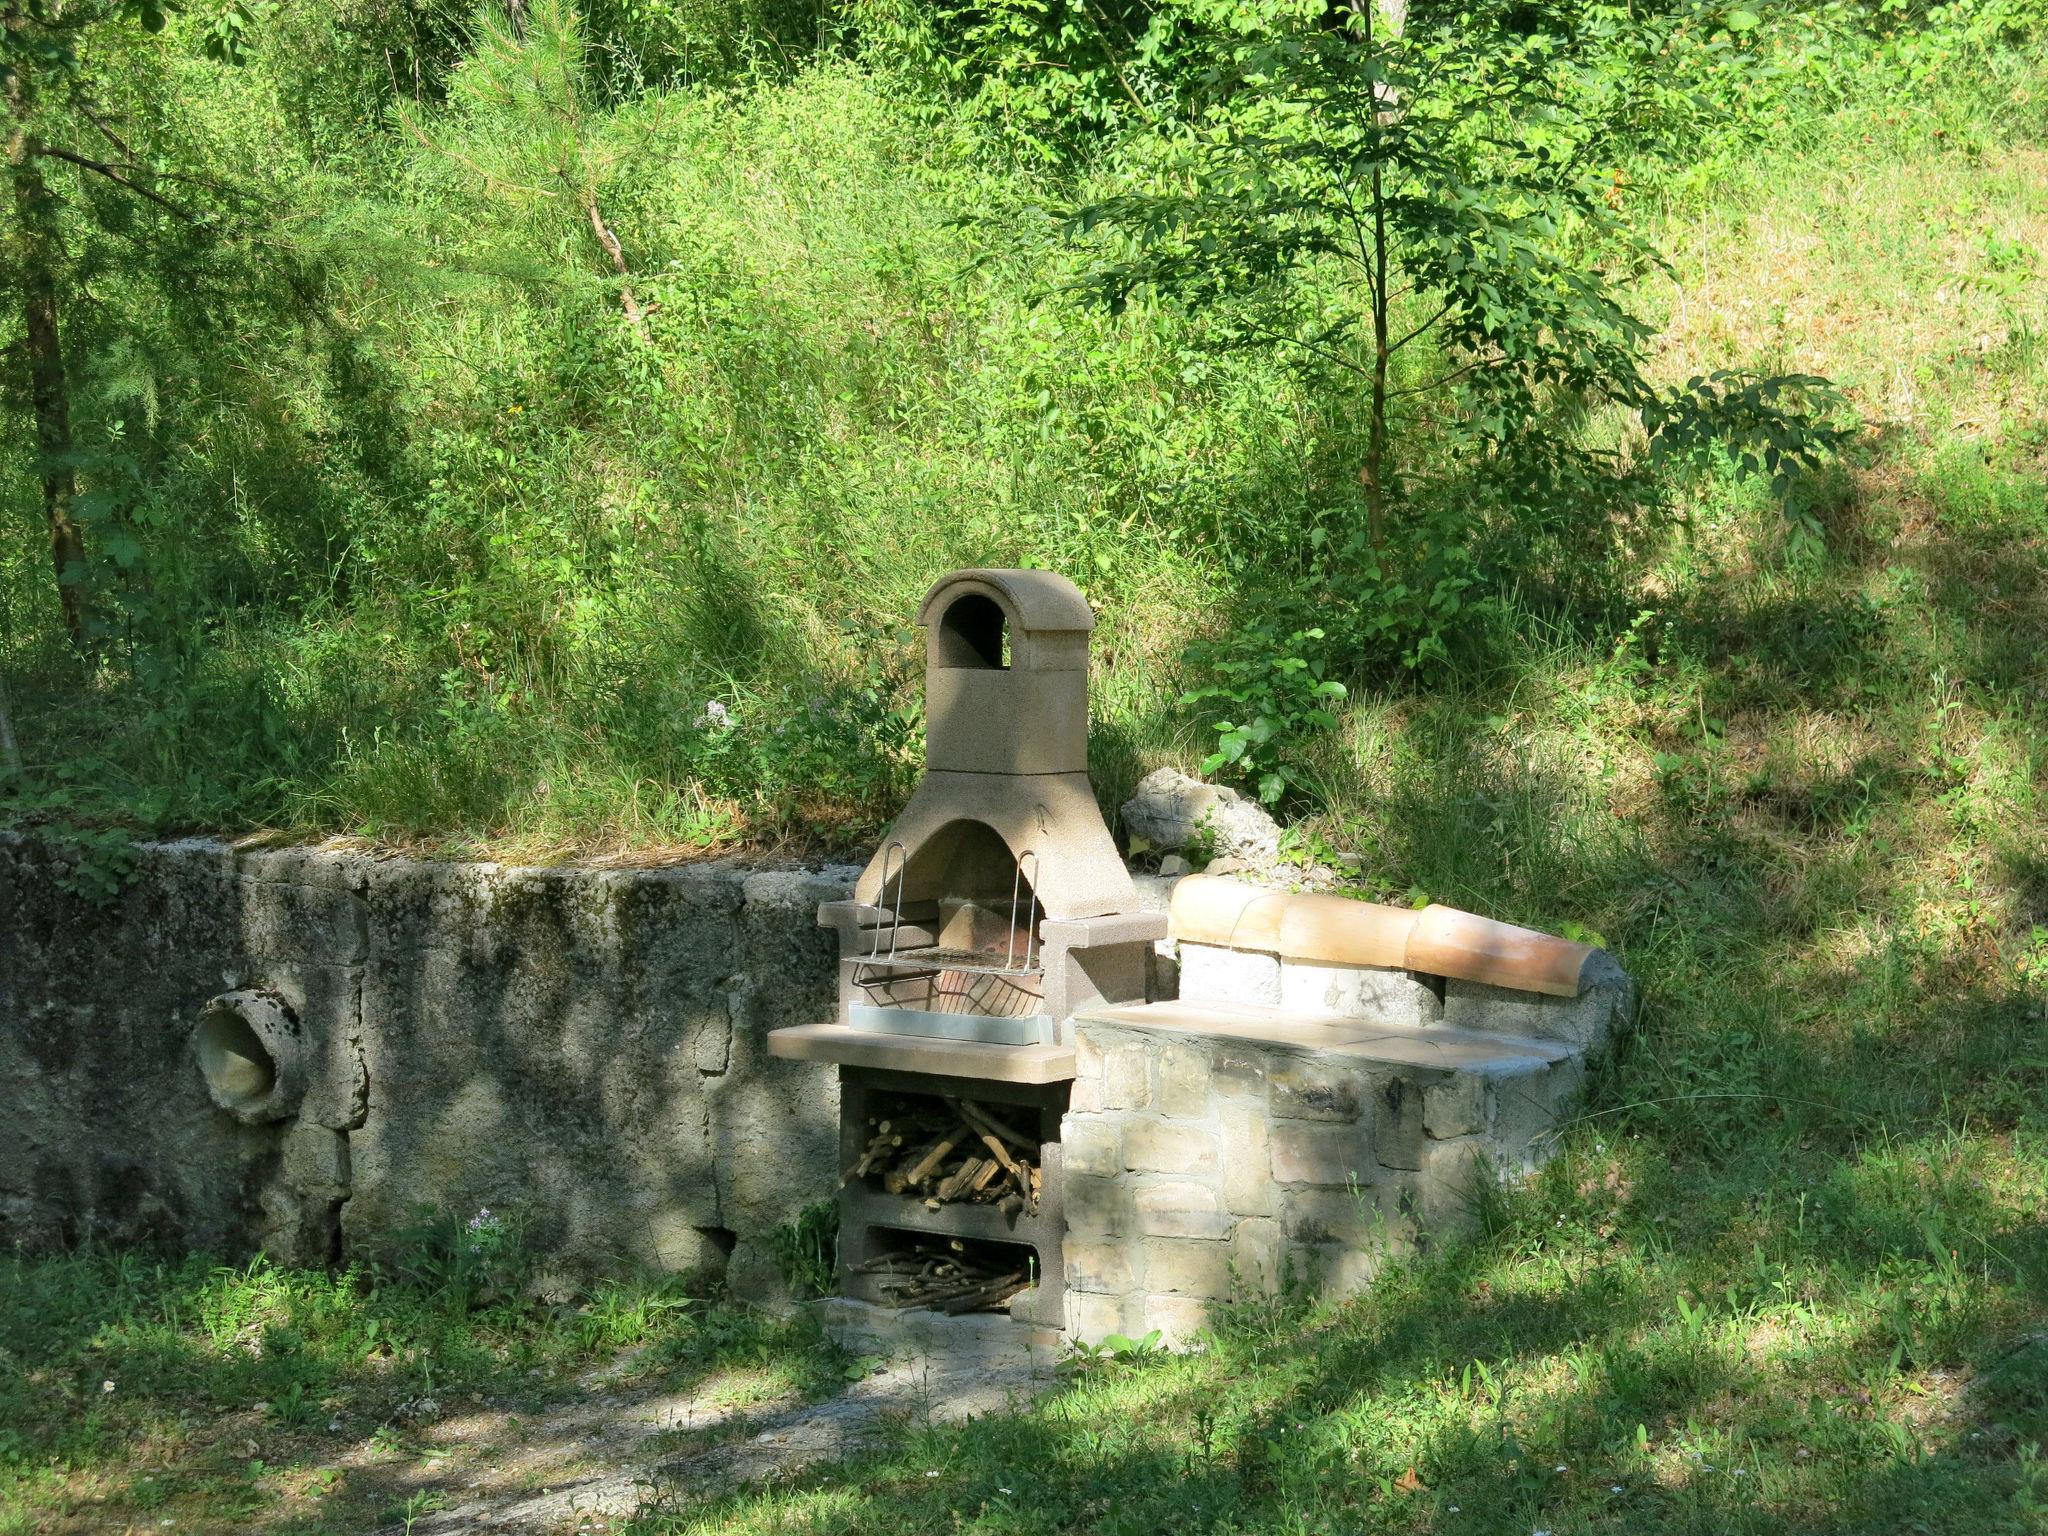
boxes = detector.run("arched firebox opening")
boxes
[901,819,1037,930]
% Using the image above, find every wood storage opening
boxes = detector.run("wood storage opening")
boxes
[835,1067,1068,1326]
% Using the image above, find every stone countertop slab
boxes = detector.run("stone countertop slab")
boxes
[1074,1000,1575,1077]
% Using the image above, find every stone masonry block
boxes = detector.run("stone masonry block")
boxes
[1313,1242,1389,1297]
[1424,1073,1486,1140]
[1373,1076,1425,1171]
[1124,1120,1219,1176]
[1065,1238,1137,1295]
[1139,1237,1235,1299]
[1414,1136,1490,1231]
[1065,1173,1132,1236]
[1207,1041,1272,1103]
[1133,1178,1234,1240]
[1270,1058,1372,1123]
[1282,1184,1398,1247]
[1136,1293,1212,1350]
[1280,959,1441,1028]
[1178,943,1281,1006]
[1271,1121,1373,1187]
[1228,1215,1285,1297]
[1442,951,1633,1054]
[1155,1038,1212,1120]
[1067,1289,1139,1344]
[1076,1027,1154,1111]
[1486,1057,1585,1175]
[1062,1115,1121,1178]
[1218,1102,1277,1217]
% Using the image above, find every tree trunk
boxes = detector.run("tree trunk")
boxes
[4,59,88,650]
[0,669,21,776]
[584,194,649,340]
[1356,0,1391,548]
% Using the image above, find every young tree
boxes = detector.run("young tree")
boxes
[1,0,233,651]
[1069,0,1838,555]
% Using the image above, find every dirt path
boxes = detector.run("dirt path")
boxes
[391,1339,1051,1534]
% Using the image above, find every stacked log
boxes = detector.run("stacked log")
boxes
[846,1095,1042,1215]
[851,1236,1032,1313]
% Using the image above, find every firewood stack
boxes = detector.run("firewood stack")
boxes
[851,1235,1033,1313]
[845,1095,1043,1216]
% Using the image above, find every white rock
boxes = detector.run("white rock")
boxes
[1120,768,1281,866]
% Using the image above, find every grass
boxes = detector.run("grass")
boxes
[0,1249,857,1533]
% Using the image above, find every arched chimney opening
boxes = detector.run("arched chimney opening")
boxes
[934,592,1009,670]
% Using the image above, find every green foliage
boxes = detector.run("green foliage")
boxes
[388,1205,530,1310]
[0,0,2040,859]
[1066,0,1844,572]
[0,1247,852,1530]
[766,1200,839,1300]
[1182,621,1345,805]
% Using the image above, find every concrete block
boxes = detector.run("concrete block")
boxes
[1133,1179,1233,1239]
[1064,1238,1136,1294]
[1178,943,1281,1006]
[1124,1120,1219,1176]
[1424,1073,1486,1140]
[1280,959,1441,1028]
[1065,1173,1132,1236]
[1270,1121,1373,1186]
[1139,1237,1235,1299]
[1155,1038,1212,1119]
[1269,1058,1371,1124]
[925,665,1088,775]
[1373,1075,1425,1171]
[237,878,369,964]
[282,1122,349,1195]
[1218,1102,1277,1217]
[1061,1116,1121,1178]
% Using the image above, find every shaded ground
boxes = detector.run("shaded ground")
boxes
[402,1335,1048,1534]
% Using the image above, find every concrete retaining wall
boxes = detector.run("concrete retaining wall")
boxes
[0,832,855,1297]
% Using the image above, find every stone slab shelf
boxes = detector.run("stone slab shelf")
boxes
[842,1181,1064,1251]
[1075,1000,1577,1077]
[767,1022,1077,1083]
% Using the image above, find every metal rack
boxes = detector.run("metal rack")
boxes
[849,847,1052,1045]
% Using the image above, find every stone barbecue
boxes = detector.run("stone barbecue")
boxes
[768,568,1634,1345]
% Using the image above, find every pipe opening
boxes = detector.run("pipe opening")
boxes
[191,989,304,1124]
[196,1007,277,1110]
